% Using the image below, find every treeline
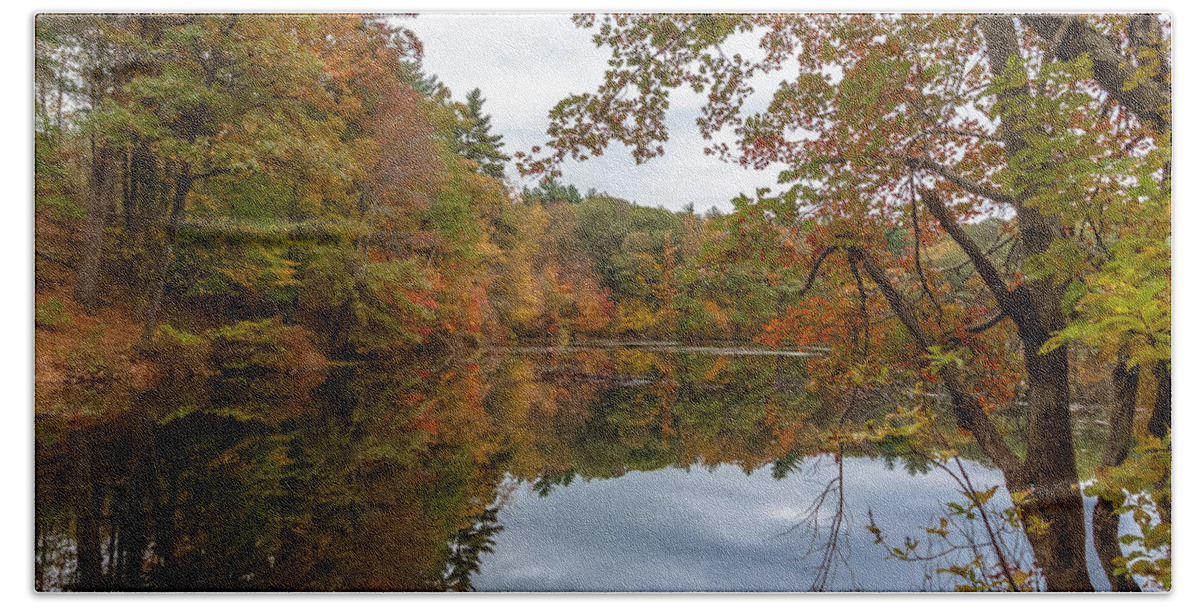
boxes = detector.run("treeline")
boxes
[34,15,802,390]
[501,183,814,342]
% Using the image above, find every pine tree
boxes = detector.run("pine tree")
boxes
[454,88,510,179]
[521,176,582,205]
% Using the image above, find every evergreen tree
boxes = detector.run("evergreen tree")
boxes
[521,176,582,206]
[454,88,510,179]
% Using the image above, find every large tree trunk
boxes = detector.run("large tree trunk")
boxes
[1091,355,1141,591]
[1093,497,1139,591]
[1015,345,1094,591]
[1021,15,1170,134]
[74,142,115,314]
[1148,360,1172,526]
[1017,12,1172,591]
[127,142,155,231]
[973,15,1094,591]
[127,140,159,279]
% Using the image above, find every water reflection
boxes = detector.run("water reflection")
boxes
[34,345,1115,591]
[475,458,1016,592]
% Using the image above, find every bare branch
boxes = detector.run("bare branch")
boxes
[850,247,1022,472]
[965,310,1008,334]
[937,235,1013,274]
[798,246,837,297]
[907,156,1015,206]
[848,255,870,359]
[925,127,1005,143]
[909,175,944,322]
[36,249,77,270]
[918,188,1019,316]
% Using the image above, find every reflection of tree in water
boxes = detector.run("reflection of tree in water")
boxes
[770,397,1043,592]
[532,470,577,497]
[35,355,510,591]
[518,348,817,492]
[771,387,862,591]
[862,455,1041,592]
[509,348,1043,592]
[775,445,859,591]
[442,508,504,591]
[37,345,1101,591]
[774,445,1040,592]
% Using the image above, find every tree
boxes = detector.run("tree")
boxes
[522,13,1170,591]
[521,176,583,206]
[63,15,359,338]
[35,16,119,314]
[453,88,511,179]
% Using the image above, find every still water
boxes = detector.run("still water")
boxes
[35,344,1120,591]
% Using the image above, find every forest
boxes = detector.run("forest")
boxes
[35,14,1169,592]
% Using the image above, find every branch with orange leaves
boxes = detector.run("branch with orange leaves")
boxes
[849,246,1021,473]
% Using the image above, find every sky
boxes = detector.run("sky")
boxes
[405,14,781,213]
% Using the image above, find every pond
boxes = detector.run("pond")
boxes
[34,344,1126,591]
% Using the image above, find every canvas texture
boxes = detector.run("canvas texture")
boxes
[34,13,1170,592]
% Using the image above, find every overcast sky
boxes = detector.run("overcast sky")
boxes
[405,14,780,213]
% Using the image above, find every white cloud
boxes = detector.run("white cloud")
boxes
[406,13,783,212]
